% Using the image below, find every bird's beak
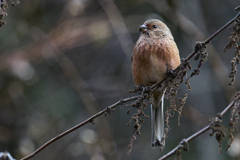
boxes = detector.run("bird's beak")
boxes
[139,24,148,33]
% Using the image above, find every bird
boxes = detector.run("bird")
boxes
[131,19,180,148]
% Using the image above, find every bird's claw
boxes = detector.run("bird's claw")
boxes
[167,68,176,78]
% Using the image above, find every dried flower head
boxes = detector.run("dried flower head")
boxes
[224,17,240,85]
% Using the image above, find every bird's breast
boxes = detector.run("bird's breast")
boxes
[132,37,180,85]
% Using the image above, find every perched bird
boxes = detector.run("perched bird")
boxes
[131,19,180,148]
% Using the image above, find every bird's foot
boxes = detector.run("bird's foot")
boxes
[142,86,151,94]
[167,68,176,78]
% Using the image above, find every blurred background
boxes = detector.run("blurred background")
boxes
[0,0,240,160]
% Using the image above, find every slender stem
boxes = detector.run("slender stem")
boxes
[187,12,240,60]
[203,12,240,45]
[219,100,235,117]
[186,125,210,143]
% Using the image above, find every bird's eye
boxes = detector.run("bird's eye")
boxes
[152,25,157,28]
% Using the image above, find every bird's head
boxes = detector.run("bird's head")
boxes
[139,19,173,39]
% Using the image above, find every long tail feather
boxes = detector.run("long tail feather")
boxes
[151,94,165,148]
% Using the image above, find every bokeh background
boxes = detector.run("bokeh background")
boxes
[0,0,240,160]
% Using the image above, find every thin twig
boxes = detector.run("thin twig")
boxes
[219,101,235,117]
[20,95,140,160]
[203,12,240,45]
[187,12,240,60]
[159,94,239,160]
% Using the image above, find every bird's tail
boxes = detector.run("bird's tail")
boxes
[151,94,165,149]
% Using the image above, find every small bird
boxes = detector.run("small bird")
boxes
[131,19,180,148]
